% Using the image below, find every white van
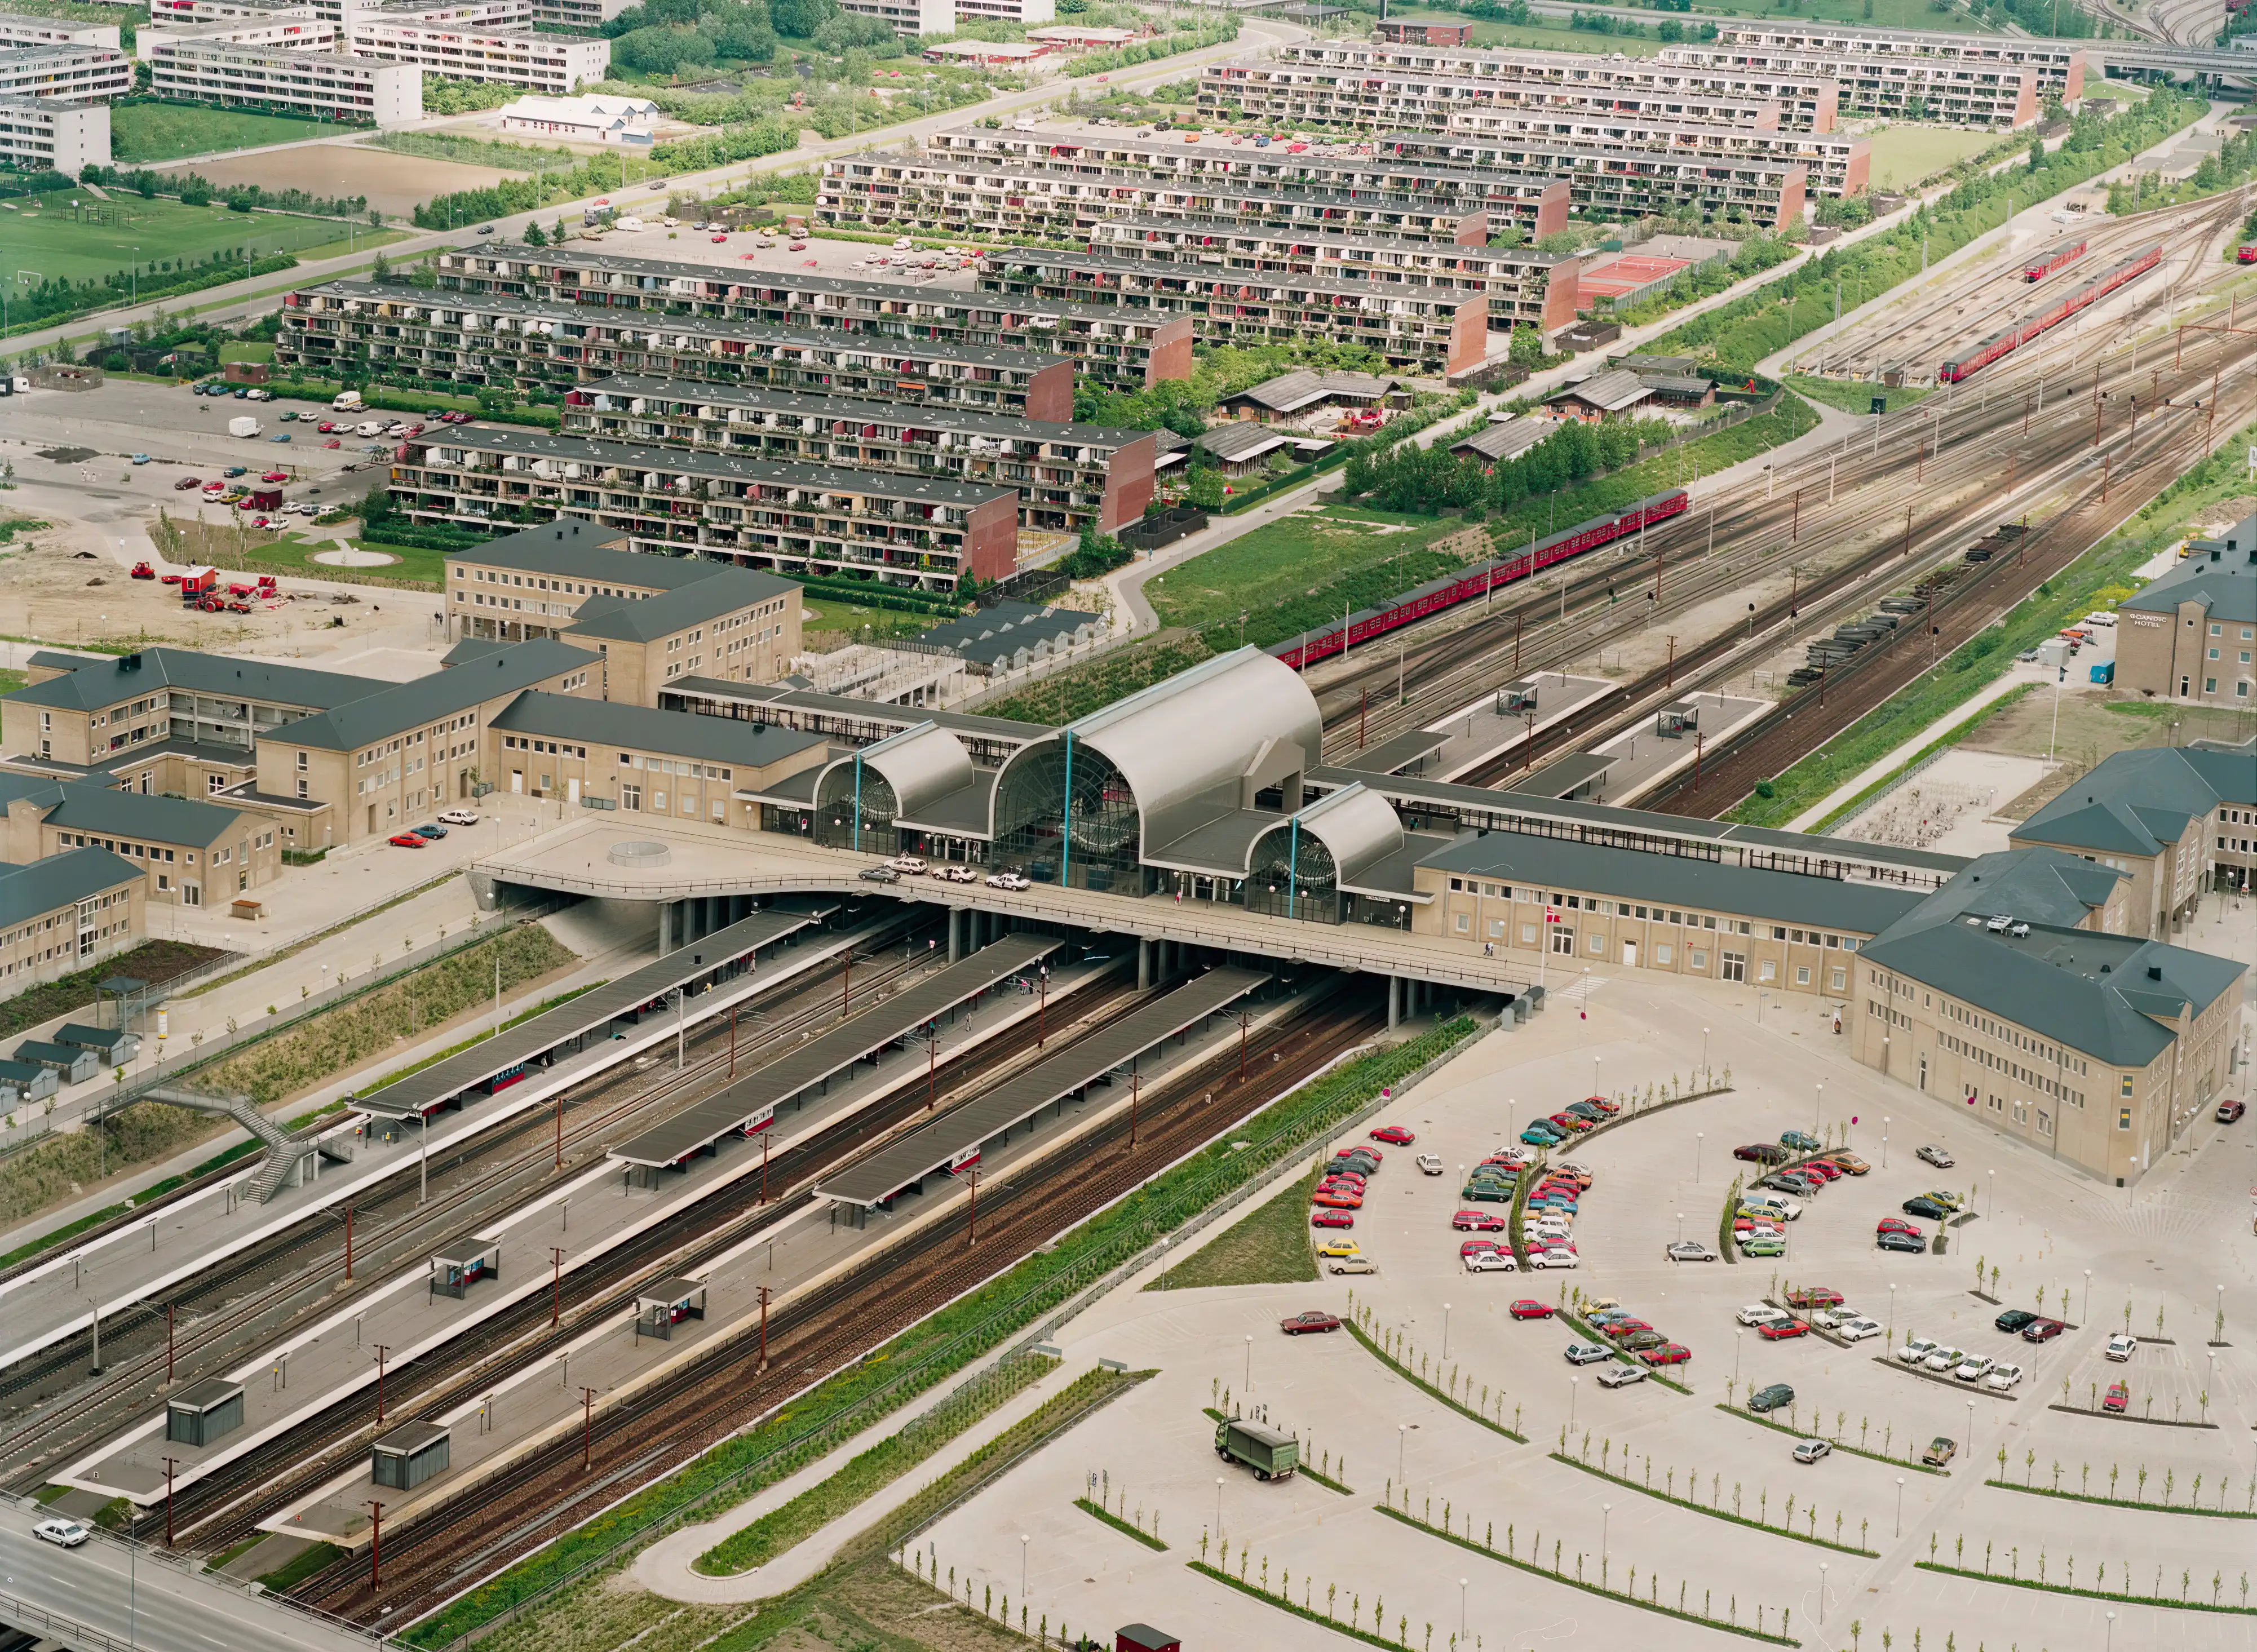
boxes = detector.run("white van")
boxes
[355,420,382,437]
[333,390,364,411]
[1742,1192,1801,1220]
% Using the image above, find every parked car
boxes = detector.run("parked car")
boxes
[1993,1309,2037,1333]
[1329,1256,1378,1275]
[1825,1152,1870,1174]
[1877,1230,1925,1253]
[1922,1437,1958,1466]
[1737,1304,1791,1328]
[1747,1383,1795,1414]
[1665,1241,1720,1263]
[1758,1319,1809,1341]
[1733,1142,1789,1164]
[1917,1143,1956,1168]
[1897,1337,1942,1365]
[2021,1318,2066,1344]
[1452,1211,1506,1232]
[1785,1286,1844,1309]
[1416,1153,1445,1175]
[1741,1235,1785,1257]
[886,856,928,875]
[1878,1217,1924,1238]
[1314,1238,1360,1259]
[438,809,479,826]
[1596,1362,1648,1388]
[1459,1238,1499,1257]
[1902,1197,1952,1220]
[1922,1346,1965,1374]
[857,865,900,883]
[1463,1250,1518,1273]
[1508,1299,1555,1320]
[1640,1343,1692,1367]
[1564,1343,1613,1366]
[2105,1332,2137,1362]
[2219,1100,2246,1123]
[1529,1248,1578,1269]
[1309,1209,1354,1229]
[1838,1317,1885,1341]
[1779,1129,1822,1152]
[1791,1438,1831,1464]
[387,832,427,848]
[1280,1310,1341,1336]
[1984,1361,2024,1392]
[2103,1382,2130,1414]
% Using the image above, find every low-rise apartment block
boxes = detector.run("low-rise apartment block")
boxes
[0,94,107,171]
[1660,39,2039,129]
[1084,216,1580,335]
[432,246,1197,390]
[1703,19,2082,103]
[136,12,335,57]
[490,690,825,818]
[2110,538,2255,708]
[560,376,1160,535]
[837,0,949,34]
[279,280,1077,420]
[529,0,640,28]
[0,848,142,992]
[391,426,1024,593]
[0,42,130,100]
[145,36,422,124]
[1,777,282,906]
[347,7,607,92]
[0,11,121,49]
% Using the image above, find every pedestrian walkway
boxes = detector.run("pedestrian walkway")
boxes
[1781,662,2053,832]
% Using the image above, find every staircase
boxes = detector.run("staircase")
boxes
[144,1086,335,1204]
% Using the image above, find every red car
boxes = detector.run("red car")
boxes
[1310,1209,1354,1229]
[1601,1318,1653,1337]
[1581,1096,1622,1116]
[1281,1310,1340,1336]
[387,833,428,848]
[2022,1318,2066,1343]
[1800,1160,1843,1181]
[1640,1343,1692,1367]
[1733,1216,1785,1234]
[1369,1125,1415,1145]
[1785,1286,1844,1309]
[1877,1217,1923,1238]
[1547,1113,1594,1133]
[1317,1179,1365,1197]
[2103,1380,2129,1413]
[1758,1319,1809,1341]
[1508,1299,1556,1321]
[317,421,337,433]
[1453,1211,1506,1231]
[171,476,201,491]
[1459,1238,1501,1258]
[260,470,288,483]
[1311,1189,1362,1209]
[1734,1143,1789,1164]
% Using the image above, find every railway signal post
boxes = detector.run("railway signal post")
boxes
[367,1500,384,1590]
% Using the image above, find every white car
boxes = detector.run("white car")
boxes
[1665,1241,1720,1263]
[935,865,977,883]
[2105,1332,2137,1362]
[1791,1438,1832,1465]
[1529,1248,1578,1269]
[1896,1337,1940,1365]
[1917,1144,1955,1168]
[1923,1345,1964,1373]
[1415,1153,1445,1175]
[437,808,479,826]
[1329,1256,1378,1275]
[1595,1362,1648,1388]
[1463,1250,1518,1273]
[1742,1195,1800,1220]
[1554,1160,1594,1181]
[886,856,928,875]
[34,1517,88,1547]
[1953,1354,1995,1383]
[985,871,1031,891]
[2082,611,2116,627]
[1809,1308,1847,1331]
[1984,1361,2024,1392]
[1738,1304,1793,1327]
[1838,1317,1885,1341]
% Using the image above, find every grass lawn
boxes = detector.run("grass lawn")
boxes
[1789,375,1932,415]
[799,597,943,645]
[1147,506,1459,636]
[218,340,275,364]
[158,519,445,588]
[1148,1171,1320,1291]
[1865,123,2004,191]
[1,197,353,288]
[111,102,347,165]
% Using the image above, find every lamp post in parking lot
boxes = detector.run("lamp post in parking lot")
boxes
[1694,1132,1703,1182]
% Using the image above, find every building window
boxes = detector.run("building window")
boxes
[2121,1075,2134,1099]
[1759,960,1777,982]
[1654,944,1674,966]
[1795,965,1811,986]
[1688,949,1707,971]
[2118,1106,2132,1130]
[1587,933,1604,956]
[1454,913,1470,933]
[1829,967,1846,991]
[1550,927,1574,955]
[1519,923,1536,945]
[1720,951,1746,982]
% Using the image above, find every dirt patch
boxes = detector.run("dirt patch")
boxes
[1972,696,2257,820]
[152,143,525,220]
[2188,496,2257,539]
[37,447,99,464]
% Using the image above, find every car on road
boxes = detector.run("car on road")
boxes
[1596,1362,1648,1388]
[1737,1304,1791,1327]
[1878,1217,1924,1238]
[1838,1317,1885,1341]
[2220,1100,2247,1123]
[1733,1142,1789,1163]
[1640,1343,1692,1367]
[2021,1318,2065,1343]
[1954,1354,1996,1383]
[2103,1381,2130,1413]
[1329,1256,1378,1275]
[1464,1250,1517,1272]
[1309,1209,1354,1229]
[1565,1343,1613,1365]
[1993,1308,2037,1333]
[438,809,479,826]
[1916,1143,1956,1168]
[858,865,901,883]
[1758,1319,1809,1341]
[1785,1286,1844,1309]
[1369,1124,1415,1145]
[886,856,928,875]
[1923,1437,1958,1466]
[387,832,427,848]
[1315,1239,1361,1259]
[935,864,977,883]
[2105,1332,2137,1361]
[1877,1230,1925,1253]
[1280,1310,1340,1335]
[1416,1154,1445,1175]
[130,453,151,464]
[1508,1299,1555,1320]
[1530,1248,1578,1269]
[984,870,1031,891]
[1984,1361,2024,1392]
[1747,1382,1795,1414]
[1791,1439,1831,1464]
[1666,1241,1720,1263]
[1901,1196,1951,1220]
[34,1517,89,1546]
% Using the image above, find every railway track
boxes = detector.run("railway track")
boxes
[0,915,937,1484]
[143,967,1149,1553]
[287,987,1387,1626]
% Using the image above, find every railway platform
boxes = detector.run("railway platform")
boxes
[52,947,1123,1511]
[0,906,847,1380]
[1368,670,1614,785]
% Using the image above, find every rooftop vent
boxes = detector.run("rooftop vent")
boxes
[2148,964,2163,981]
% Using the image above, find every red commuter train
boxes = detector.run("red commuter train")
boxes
[1272,488,1690,670]
[2021,238,2087,282]
[1939,245,2161,384]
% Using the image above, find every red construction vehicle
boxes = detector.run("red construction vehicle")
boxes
[130,561,156,580]
[194,595,226,613]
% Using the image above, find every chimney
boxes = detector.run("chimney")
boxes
[2147,964,2162,981]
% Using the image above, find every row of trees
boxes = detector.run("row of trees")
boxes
[75,162,369,219]
[1341,413,1676,517]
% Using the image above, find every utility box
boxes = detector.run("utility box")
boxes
[1117,1628,1181,1652]
[372,1421,451,1491]
[429,1237,502,1301]
[635,1277,708,1341]
[1214,1416,1298,1481]
[167,1378,245,1447]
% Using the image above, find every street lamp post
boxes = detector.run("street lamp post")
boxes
[1818,1561,1829,1624]
[1243,1334,1252,1390]
[1734,1328,1743,1382]
[2083,1269,2092,1323]
[1442,1303,1452,1359]
[1701,1026,1710,1080]
[1882,1116,1890,1169]
[1813,1082,1823,1136]
[1398,1423,1408,1483]
[1216,1477,1224,1535]
[1019,1534,1028,1601]
[1895,1476,1906,1538]
[1888,1283,1897,1344]
[1569,1375,1579,1426]
[1694,1132,1703,1182]
[1600,1503,1611,1567]
[1988,1169,1995,1218]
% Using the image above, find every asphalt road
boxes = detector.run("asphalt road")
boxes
[0,1513,375,1652]
[6,21,1298,359]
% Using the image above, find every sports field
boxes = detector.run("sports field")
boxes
[112,103,339,165]
[0,197,362,289]
[1865,123,2002,190]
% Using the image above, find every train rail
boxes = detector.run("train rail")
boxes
[1940,245,2163,382]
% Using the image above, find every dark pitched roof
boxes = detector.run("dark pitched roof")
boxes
[277,640,588,752]
[1860,848,2242,1066]
[2012,746,2242,857]
[920,601,1101,665]
[3,647,378,714]
[1417,829,1926,933]
[2119,540,2256,624]
[564,566,798,645]
[0,847,139,928]
[492,692,825,771]
[0,775,240,847]
[445,519,722,592]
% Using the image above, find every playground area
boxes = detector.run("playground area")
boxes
[0,194,366,290]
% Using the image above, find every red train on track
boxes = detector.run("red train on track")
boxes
[1271,488,1690,670]
[2021,237,2087,282]
[1938,244,2162,384]
[2237,245,2257,265]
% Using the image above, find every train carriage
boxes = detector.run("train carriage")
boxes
[1939,245,2160,383]
[2021,238,2087,282]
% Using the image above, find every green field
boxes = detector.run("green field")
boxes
[1865,123,2003,191]
[1,197,355,287]
[1146,506,1462,635]
[1788,374,1933,414]
[799,596,944,645]
[1148,1171,1320,1291]
[112,102,344,165]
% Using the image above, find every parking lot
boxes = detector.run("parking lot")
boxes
[919,969,2257,1650]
